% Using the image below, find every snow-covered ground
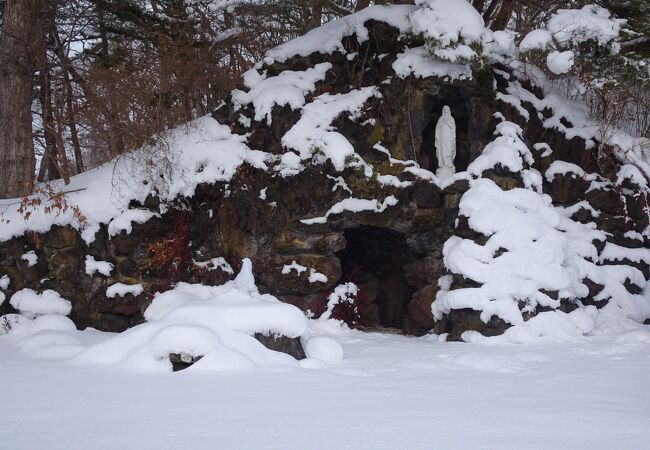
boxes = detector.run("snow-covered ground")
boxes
[1,326,649,450]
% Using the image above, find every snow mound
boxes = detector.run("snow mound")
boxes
[303,336,344,363]
[69,259,320,372]
[546,50,574,75]
[1,259,342,372]
[9,289,72,319]
[26,314,77,335]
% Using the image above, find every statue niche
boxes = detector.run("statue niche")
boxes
[435,105,456,178]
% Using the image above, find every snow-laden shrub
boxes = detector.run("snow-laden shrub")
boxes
[409,0,486,65]
[409,0,515,67]
[434,120,650,340]
[435,177,601,325]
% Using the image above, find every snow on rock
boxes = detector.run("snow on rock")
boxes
[232,63,331,124]
[258,187,267,200]
[321,283,358,321]
[393,46,472,80]
[495,92,530,121]
[372,143,417,167]
[544,160,586,181]
[617,164,647,188]
[194,257,234,274]
[9,289,72,319]
[408,0,514,64]
[303,336,344,363]
[301,196,398,225]
[0,275,9,291]
[20,251,38,267]
[84,255,114,276]
[556,201,600,219]
[106,283,144,299]
[376,174,412,188]
[107,209,160,237]
[263,5,416,64]
[496,74,599,146]
[282,263,327,283]
[308,269,328,284]
[467,121,533,176]
[546,50,574,75]
[142,258,307,338]
[281,87,379,172]
[533,142,553,157]
[282,261,307,275]
[599,243,650,266]
[624,231,644,242]
[462,308,596,344]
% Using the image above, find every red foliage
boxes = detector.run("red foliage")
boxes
[17,183,86,226]
[147,214,191,278]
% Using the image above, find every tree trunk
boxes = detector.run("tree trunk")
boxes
[37,35,61,182]
[51,16,84,173]
[53,88,71,184]
[0,0,41,198]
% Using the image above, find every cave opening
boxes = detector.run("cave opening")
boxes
[336,225,416,331]
[419,88,472,173]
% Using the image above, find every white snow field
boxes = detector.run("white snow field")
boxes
[1,323,650,450]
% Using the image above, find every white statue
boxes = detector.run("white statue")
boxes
[435,105,456,178]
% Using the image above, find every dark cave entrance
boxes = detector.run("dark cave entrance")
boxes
[336,226,416,330]
[419,87,472,173]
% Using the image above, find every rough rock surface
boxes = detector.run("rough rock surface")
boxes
[1,16,648,342]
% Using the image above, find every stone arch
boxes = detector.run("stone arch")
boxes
[336,225,417,330]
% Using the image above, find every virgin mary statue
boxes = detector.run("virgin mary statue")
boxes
[435,105,456,177]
